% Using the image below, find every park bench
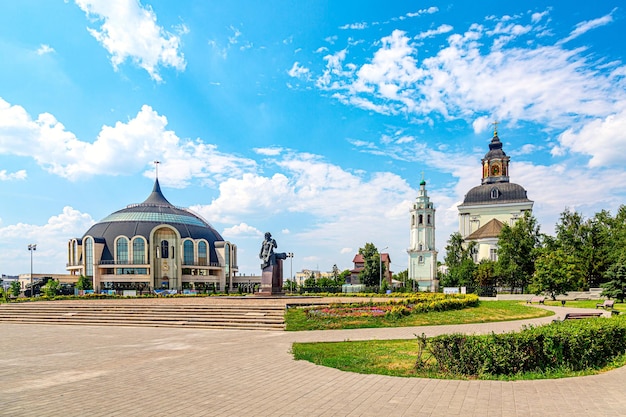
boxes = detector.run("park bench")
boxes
[556,312,603,322]
[526,296,545,304]
[596,300,615,310]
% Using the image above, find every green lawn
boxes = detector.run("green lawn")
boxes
[285,300,553,331]
[543,299,626,311]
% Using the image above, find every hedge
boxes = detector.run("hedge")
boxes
[425,315,626,377]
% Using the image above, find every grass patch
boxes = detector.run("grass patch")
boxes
[543,299,626,312]
[292,321,626,381]
[285,300,553,331]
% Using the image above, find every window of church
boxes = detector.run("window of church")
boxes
[490,188,499,199]
[418,214,423,224]
[427,214,431,224]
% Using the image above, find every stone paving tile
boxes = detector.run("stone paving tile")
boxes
[1,303,624,416]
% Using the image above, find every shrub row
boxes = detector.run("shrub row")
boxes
[426,315,626,377]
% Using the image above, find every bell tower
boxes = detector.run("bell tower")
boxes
[408,176,438,291]
[481,122,510,185]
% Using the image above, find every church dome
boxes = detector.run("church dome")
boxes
[484,134,507,159]
[82,180,223,261]
[460,182,531,206]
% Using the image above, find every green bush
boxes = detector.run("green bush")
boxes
[427,315,626,377]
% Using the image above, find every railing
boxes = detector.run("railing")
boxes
[99,260,149,265]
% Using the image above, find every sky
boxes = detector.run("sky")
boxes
[0,1,625,277]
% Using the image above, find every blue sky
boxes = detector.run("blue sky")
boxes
[1,1,625,277]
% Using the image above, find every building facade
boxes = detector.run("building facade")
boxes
[67,179,238,293]
[457,129,533,261]
[408,179,438,291]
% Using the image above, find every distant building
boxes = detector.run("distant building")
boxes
[457,127,533,262]
[348,253,391,286]
[67,179,238,293]
[408,179,438,291]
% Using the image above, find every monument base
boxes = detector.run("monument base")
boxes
[255,259,284,296]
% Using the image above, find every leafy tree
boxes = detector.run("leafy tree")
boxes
[76,275,92,291]
[10,281,21,297]
[601,260,626,302]
[358,243,384,287]
[474,260,497,287]
[530,248,583,300]
[442,233,476,287]
[496,212,542,293]
[336,269,350,285]
[303,271,316,287]
[393,269,408,285]
[42,279,60,297]
[317,277,336,287]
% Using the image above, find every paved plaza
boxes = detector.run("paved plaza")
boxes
[1,304,624,416]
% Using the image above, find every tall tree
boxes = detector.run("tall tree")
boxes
[601,259,626,302]
[531,248,584,300]
[358,243,383,287]
[442,233,476,287]
[496,211,542,293]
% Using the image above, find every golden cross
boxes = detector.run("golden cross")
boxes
[492,120,499,136]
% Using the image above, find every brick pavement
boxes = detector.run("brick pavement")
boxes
[0,304,623,416]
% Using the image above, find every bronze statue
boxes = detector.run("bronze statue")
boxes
[259,232,277,269]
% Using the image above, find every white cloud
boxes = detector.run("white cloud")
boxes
[340,247,353,254]
[75,0,186,81]
[406,7,439,18]
[36,44,55,55]
[253,147,283,156]
[555,109,626,167]
[0,170,27,181]
[287,62,310,80]
[221,222,262,238]
[415,24,453,40]
[560,8,616,44]
[0,206,94,274]
[339,22,368,30]
[0,98,256,186]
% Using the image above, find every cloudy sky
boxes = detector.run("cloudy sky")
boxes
[1,1,625,277]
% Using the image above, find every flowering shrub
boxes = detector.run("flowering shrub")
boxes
[305,294,478,319]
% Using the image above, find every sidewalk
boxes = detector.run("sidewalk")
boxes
[0,304,623,416]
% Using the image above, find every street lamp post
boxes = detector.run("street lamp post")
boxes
[28,244,36,297]
[287,252,294,292]
[379,246,388,291]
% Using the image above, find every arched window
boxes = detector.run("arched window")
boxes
[198,241,208,266]
[184,240,194,265]
[418,255,424,263]
[85,237,94,277]
[418,214,423,224]
[161,240,169,259]
[491,188,499,199]
[418,243,423,251]
[427,214,431,224]
[411,215,415,226]
[133,238,145,264]
[116,237,128,264]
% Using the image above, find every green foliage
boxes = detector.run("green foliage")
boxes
[41,279,60,297]
[601,261,626,302]
[474,260,497,287]
[496,211,541,292]
[442,233,476,287]
[75,275,92,291]
[427,315,626,377]
[358,243,384,287]
[392,269,408,285]
[10,281,21,297]
[530,248,584,300]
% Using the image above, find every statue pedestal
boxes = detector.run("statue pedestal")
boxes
[256,259,284,296]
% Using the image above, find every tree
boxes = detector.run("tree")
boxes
[530,248,583,300]
[10,281,21,297]
[442,233,476,287]
[303,271,316,287]
[358,243,384,287]
[496,212,542,293]
[76,275,92,291]
[601,260,626,302]
[474,260,497,287]
[336,269,350,286]
[42,279,60,298]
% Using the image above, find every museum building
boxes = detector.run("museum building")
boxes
[66,179,238,293]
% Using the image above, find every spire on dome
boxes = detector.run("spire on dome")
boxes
[141,178,173,207]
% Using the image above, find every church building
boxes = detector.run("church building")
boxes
[67,179,238,294]
[408,178,438,291]
[457,127,533,262]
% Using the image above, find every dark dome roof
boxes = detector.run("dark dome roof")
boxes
[484,135,507,159]
[83,180,223,261]
[460,182,532,206]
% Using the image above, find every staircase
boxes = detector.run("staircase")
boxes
[0,300,286,331]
